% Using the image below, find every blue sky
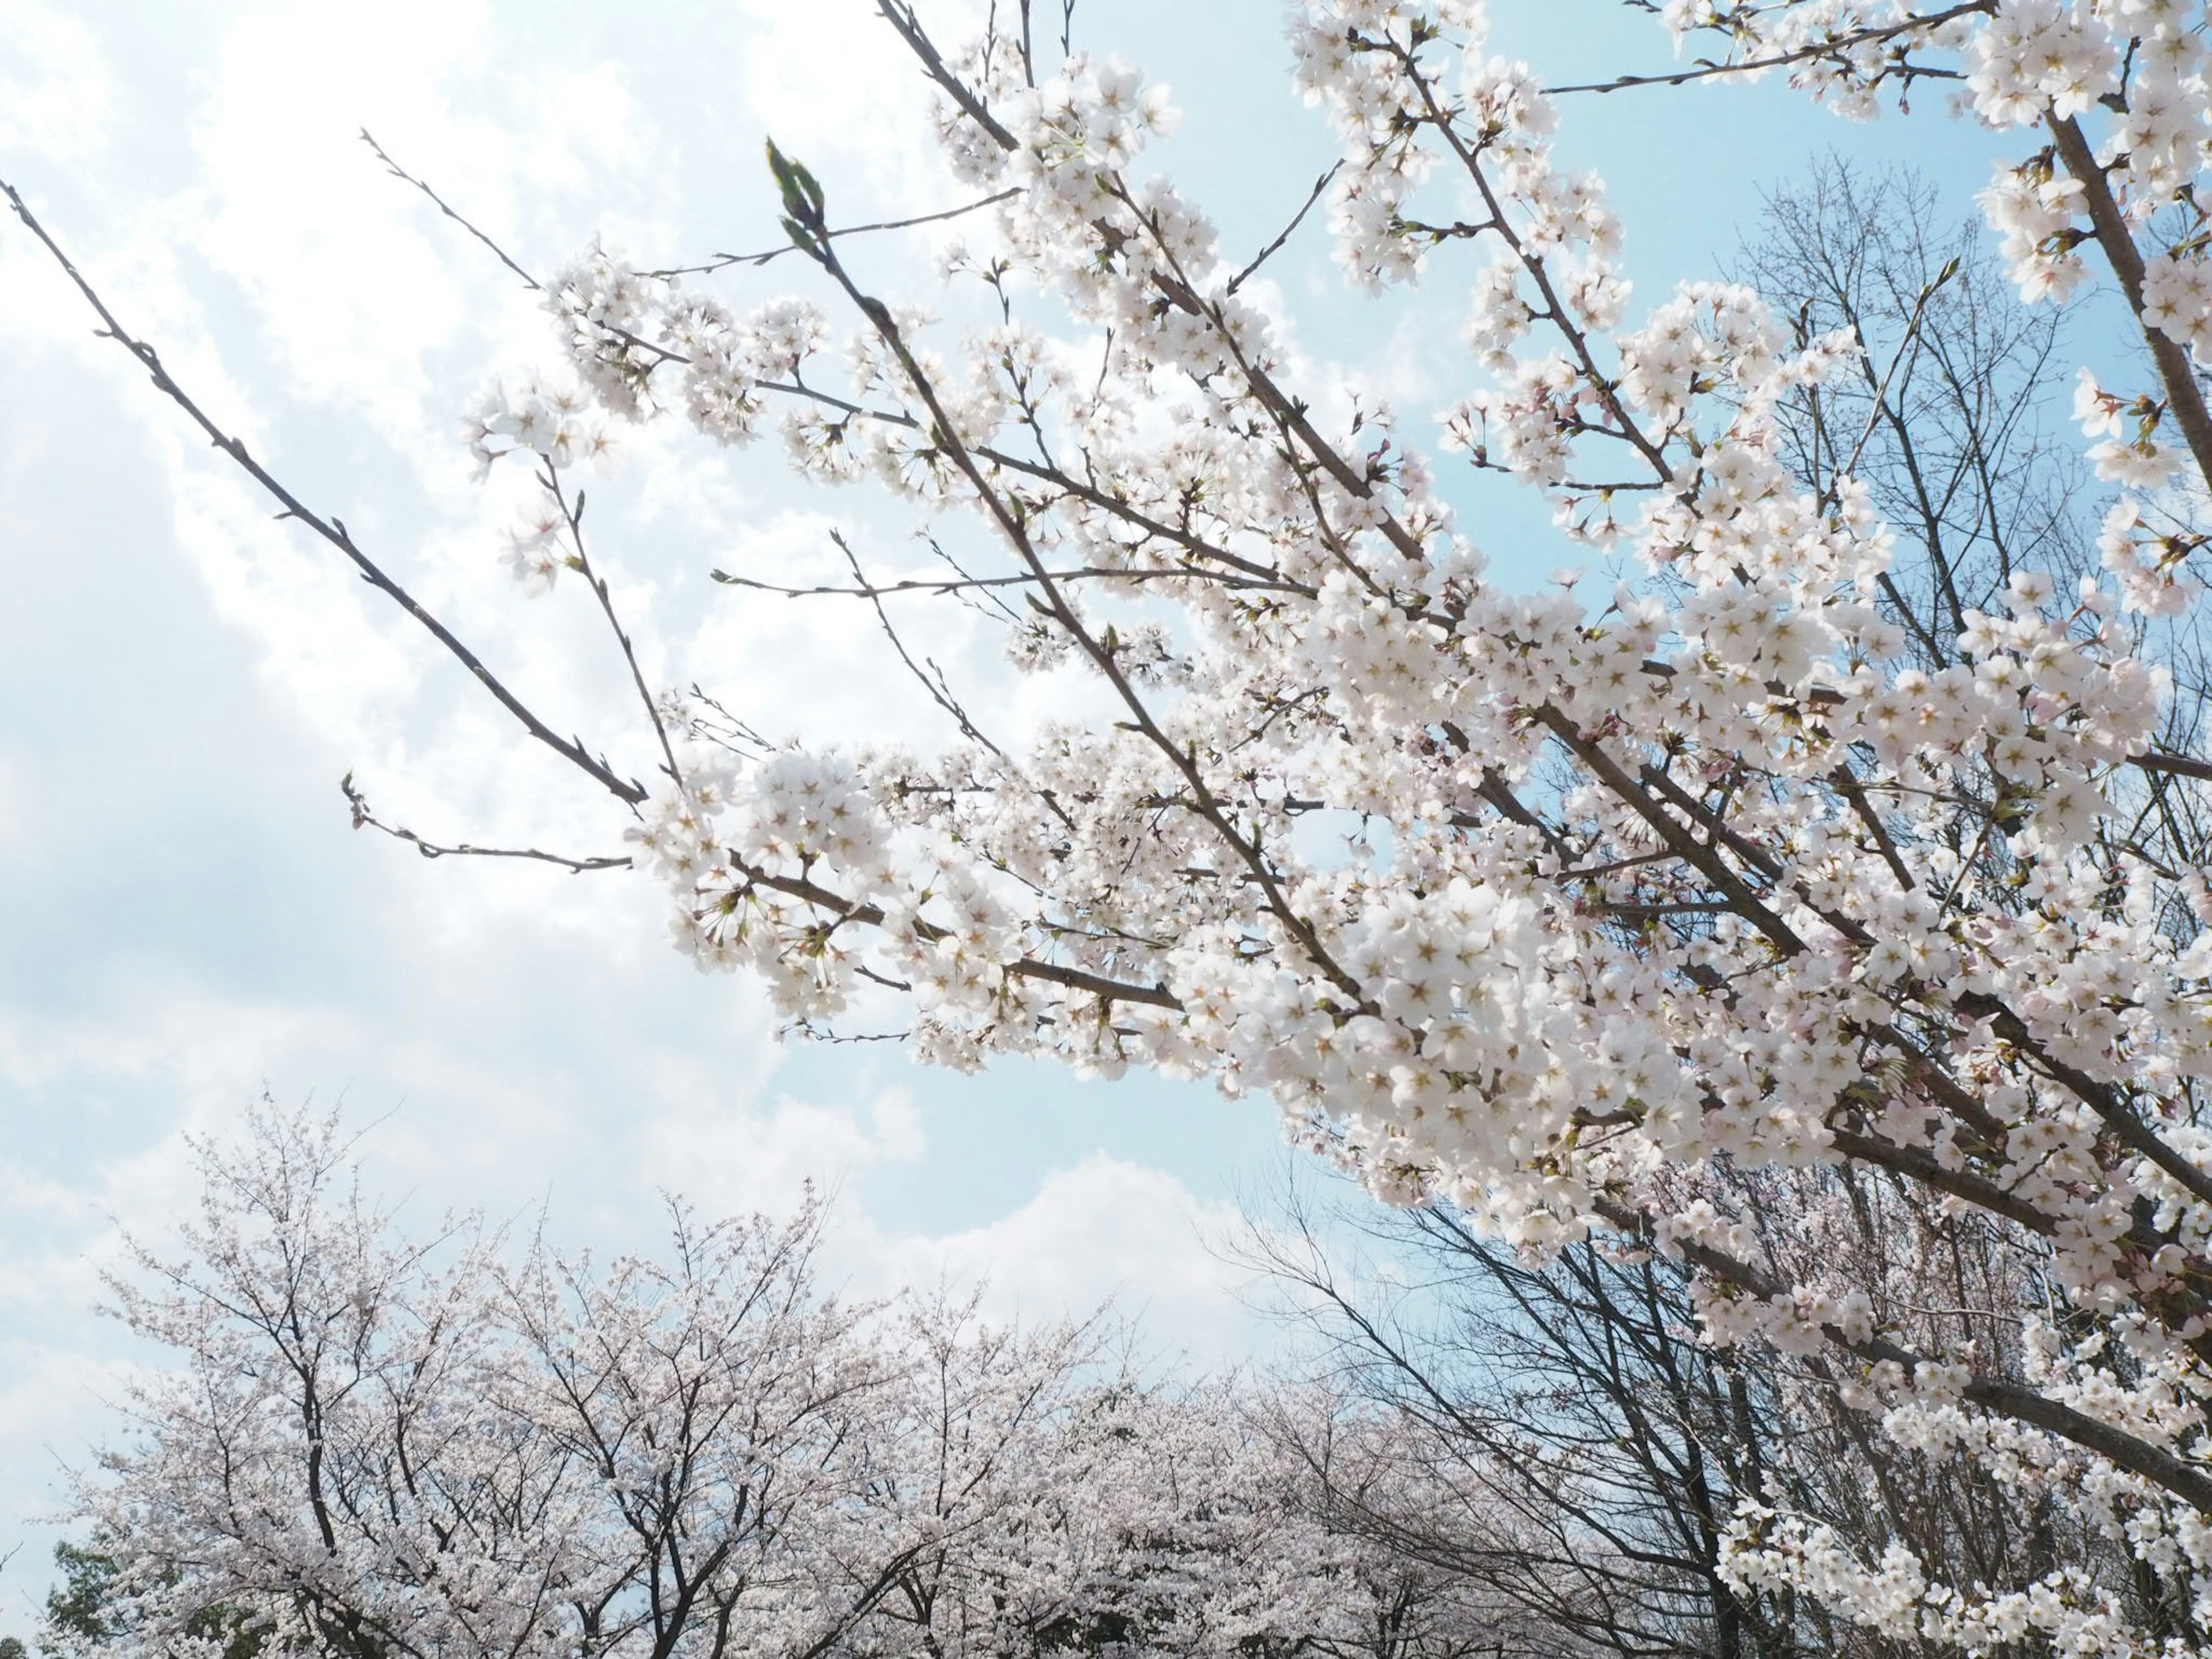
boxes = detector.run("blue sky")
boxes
[0,0,2039,1628]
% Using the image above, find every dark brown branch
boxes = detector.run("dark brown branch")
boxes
[1536,708,1808,956]
[2130,748,2212,785]
[875,0,1021,151]
[1831,766,1915,892]
[1005,957,1179,1009]
[2048,110,2212,489]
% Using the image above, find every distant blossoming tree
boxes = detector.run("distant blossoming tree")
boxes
[17,0,2212,1645]
[51,1108,1527,1659]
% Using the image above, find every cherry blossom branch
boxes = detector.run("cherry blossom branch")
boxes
[494,315,1291,592]
[1538,709,1808,955]
[1546,687,2212,1241]
[1130,262,1428,593]
[791,194,1372,1005]
[1953,984,2212,1214]
[1829,766,1916,892]
[874,0,1020,151]
[706,564,1307,600]
[350,122,1366,991]
[745,377,1294,584]
[728,854,1180,1010]
[1391,45,1676,485]
[0,177,650,809]
[2047,110,2212,490]
[1594,1195,2212,1516]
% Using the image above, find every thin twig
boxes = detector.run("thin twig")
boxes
[1228,162,1343,296]
[343,775,631,873]
[1543,3,1993,97]
[359,129,542,292]
[922,534,1024,625]
[830,528,1012,763]
[544,467,685,793]
[1838,256,1960,479]
[643,190,1020,279]
[784,1022,914,1044]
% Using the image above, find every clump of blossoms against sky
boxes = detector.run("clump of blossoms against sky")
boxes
[447,0,2212,1647]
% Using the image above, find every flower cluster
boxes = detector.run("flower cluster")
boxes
[463,370,604,477]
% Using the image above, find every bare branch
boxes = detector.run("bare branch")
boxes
[343,774,632,874]
[642,190,1021,280]
[1,177,649,808]
[1546,3,1994,97]
[359,129,543,292]
[1228,161,1343,296]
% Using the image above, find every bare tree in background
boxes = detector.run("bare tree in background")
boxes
[1241,1160,2171,1658]
[1741,160,2092,671]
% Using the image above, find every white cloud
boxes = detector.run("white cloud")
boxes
[727,0,983,214]
[0,976,359,1107]
[891,1154,1264,1365]
[629,1081,928,1217]
[0,751,22,859]
[0,0,111,166]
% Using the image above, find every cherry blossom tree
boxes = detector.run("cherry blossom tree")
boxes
[60,1105,916,1659]
[20,0,2212,1645]
[51,1108,1527,1659]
